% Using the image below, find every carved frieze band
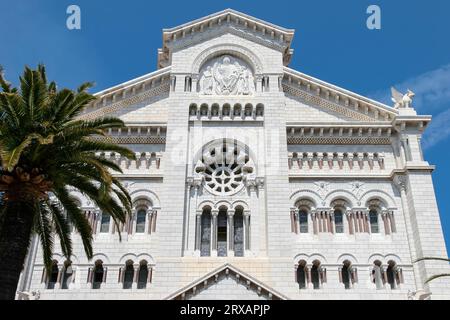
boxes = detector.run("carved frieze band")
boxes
[283,84,377,122]
[93,136,166,145]
[287,136,391,145]
[80,81,170,120]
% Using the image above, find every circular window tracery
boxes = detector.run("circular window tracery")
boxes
[199,140,252,196]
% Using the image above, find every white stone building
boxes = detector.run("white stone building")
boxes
[19,9,450,300]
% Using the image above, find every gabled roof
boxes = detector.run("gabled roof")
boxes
[164,263,288,300]
[158,9,295,68]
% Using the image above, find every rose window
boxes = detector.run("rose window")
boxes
[198,141,252,196]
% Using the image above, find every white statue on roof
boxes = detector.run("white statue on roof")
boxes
[391,87,415,109]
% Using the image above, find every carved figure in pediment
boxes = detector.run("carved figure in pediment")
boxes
[199,55,255,95]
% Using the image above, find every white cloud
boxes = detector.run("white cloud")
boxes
[369,64,450,150]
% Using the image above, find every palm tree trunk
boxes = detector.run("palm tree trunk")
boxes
[0,201,35,300]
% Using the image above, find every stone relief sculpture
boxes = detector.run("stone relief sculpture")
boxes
[199,55,255,95]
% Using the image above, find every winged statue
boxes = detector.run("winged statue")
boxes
[391,87,415,109]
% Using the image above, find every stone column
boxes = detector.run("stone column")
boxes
[132,264,139,289]
[93,209,100,235]
[326,211,332,233]
[346,210,354,234]
[329,210,335,234]
[382,210,390,235]
[145,209,152,234]
[306,265,312,289]
[228,209,235,256]
[294,264,299,283]
[194,209,202,255]
[211,209,219,257]
[244,210,251,253]
[388,210,396,233]
[290,208,297,234]
[363,210,369,233]
[55,268,62,290]
[311,210,318,235]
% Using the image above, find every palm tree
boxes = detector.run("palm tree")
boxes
[0,65,135,300]
[414,257,450,283]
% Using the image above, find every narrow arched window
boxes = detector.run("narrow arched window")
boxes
[100,213,110,233]
[386,261,397,289]
[217,208,228,257]
[234,208,244,257]
[137,261,149,289]
[341,261,351,289]
[136,209,146,233]
[61,261,73,289]
[311,262,321,289]
[123,261,134,289]
[369,210,379,233]
[200,209,211,257]
[92,261,104,289]
[47,261,59,289]
[299,210,308,233]
[297,261,307,289]
[334,210,344,233]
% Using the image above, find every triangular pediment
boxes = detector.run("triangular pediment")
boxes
[159,9,295,68]
[164,263,288,300]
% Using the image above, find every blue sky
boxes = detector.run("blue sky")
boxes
[1,1,449,250]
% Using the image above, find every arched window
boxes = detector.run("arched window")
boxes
[92,260,104,289]
[47,260,59,289]
[372,260,384,289]
[340,260,352,289]
[386,260,402,289]
[61,260,73,289]
[123,260,134,289]
[137,260,149,289]
[296,260,307,289]
[293,199,314,234]
[200,208,212,257]
[100,213,110,233]
[234,207,244,257]
[331,199,349,234]
[217,207,228,257]
[136,209,146,233]
[299,210,308,233]
[369,210,379,233]
[311,260,322,289]
[334,210,344,233]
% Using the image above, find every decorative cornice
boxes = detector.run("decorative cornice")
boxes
[96,136,166,145]
[287,124,392,145]
[79,70,171,120]
[287,136,391,145]
[283,68,398,122]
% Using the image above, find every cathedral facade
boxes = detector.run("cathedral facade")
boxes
[19,9,449,300]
